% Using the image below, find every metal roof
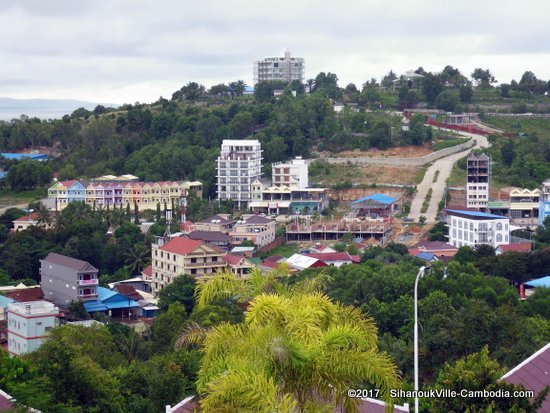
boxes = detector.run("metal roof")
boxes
[524,276,550,288]
[446,209,509,220]
[352,194,396,205]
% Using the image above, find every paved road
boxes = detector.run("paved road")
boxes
[408,131,490,223]
[0,202,29,215]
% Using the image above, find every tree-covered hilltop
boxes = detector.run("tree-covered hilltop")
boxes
[1,66,549,196]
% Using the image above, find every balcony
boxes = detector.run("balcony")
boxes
[79,278,98,286]
[78,293,98,300]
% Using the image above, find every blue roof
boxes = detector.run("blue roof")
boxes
[351,194,396,205]
[447,209,509,219]
[97,286,118,301]
[83,287,139,312]
[415,252,437,261]
[83,300,109,312]
[525,276,550,288]
[0,294,15,309]
[1,153,49,161]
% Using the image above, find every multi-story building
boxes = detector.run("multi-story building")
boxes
[216,139,263,209]
[7,301,60,356]
[509,188,540,229]
[250,185,329,216]
[466,153,490,211]
[48,179,203,211]
[253,50,305,83]
[540,179,550,226]
[272,157,308,188]
[11,212,52,232]
[229,215,276,247]
[40,252,99,306]
[151,237,227,294]
[194,215,236,233]
[446,209,510,249]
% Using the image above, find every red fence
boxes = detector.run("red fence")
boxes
[425,119,489,136]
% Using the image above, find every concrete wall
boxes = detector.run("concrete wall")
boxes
[40,261,81,306]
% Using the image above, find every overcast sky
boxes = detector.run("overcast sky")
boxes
[1,0,549,105]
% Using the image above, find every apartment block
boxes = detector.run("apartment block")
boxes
[466,153,490,211]
[216,139,263,209]
[40,252,99,306]
[229,215,276,247]
[7,301,60,356]
[446,209,510,249]
[253,50,305,83]
[272,157,308,188]
[509,188,540,228]
[151,237,227,294]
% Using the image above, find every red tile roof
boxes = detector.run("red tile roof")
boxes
[497,243,532,253]
[6,287,44,303]
[114,285,143,301]
[141,265,152,279]
[260,260,279,269]
[350,255,361,263]
[180,221,194,232]
[222,254,246,266]
[502,342,550,413]
[160,238,203,255]
[59,179,77,188]
[14,212,40,222]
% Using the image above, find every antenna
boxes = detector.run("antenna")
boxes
[164,208,173,238]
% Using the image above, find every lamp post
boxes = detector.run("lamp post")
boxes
[414,265,430,413]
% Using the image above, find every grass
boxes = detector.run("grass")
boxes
[482,116,550,138]
[259,243,298,259]
[433,170,440,183]
[447,156,468,187]
[431,137,469,152]
[413,166,428,185]
[421,188,432,214]
[0,188,47,209]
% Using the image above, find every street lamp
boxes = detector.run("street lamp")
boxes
[414,265,431,413]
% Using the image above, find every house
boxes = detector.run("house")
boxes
[304,252,356,267]
[0,295,15,321]
[351,194,398,218]
[229,215,276,248]
[151,237,227,294]
[286,254,328,271]
[187,231,233,249]
[446,209,510,248]
[415,240,458,257]
[310,244,337,254]
[230,246,255,257]
[40,252,99,306]
[509,188,540,229]
[272,157,308,188]
[496,243,532,255]
[4,286,45,304]
[11,212,51,232]
[501,342,550,413]
[141,265,153,281]
[193,215,235,233]
[7,301,60,356]
[523,275,550,298]
[82,286,140,318]
[414,252,439,262]
[222,254,255,277]
[249,186,329,216]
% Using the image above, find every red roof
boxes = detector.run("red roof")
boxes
[222,254,245,266]
[6,287,44,303]
[502,342,550,413]
[59,179,77,188]
[160,238,203,255]
[408,248,421,256]
[180,221,194,232]
[141,265,152,279]
[304,252,353,263]
[261,260,279,269]
[350,255,361,263]
[497,243,532,253]
[416,240,457,251]
[14,212,40,222]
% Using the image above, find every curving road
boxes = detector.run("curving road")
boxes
[408,131,490,223]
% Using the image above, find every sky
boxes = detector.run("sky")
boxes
[1,0,549,105]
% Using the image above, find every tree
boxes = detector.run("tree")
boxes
[435,90,459,112]
[178,292,400,412]
[429,346,547,413]
[459,83,473,103]
[157,274,197,313]
[453,246,476,264]
[422,73,444,104]
[134,202,139,225]
[471,68,496,88]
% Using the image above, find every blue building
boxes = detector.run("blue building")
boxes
[83,286,140,318]
[539,179,550,226]
[67,180,86,203]
[351,194,398,218]
[0,153,49,161]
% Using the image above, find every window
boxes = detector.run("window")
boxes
[496,234,502,243]
[496,222,503,231]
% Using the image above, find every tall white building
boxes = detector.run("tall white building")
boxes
[217,140,263,209]
[466,153,490,211]
[272,157,308,188]
[446,209,510,249]
[7,301,60,356]
[254,50,305,84]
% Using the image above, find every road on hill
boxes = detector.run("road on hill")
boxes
[408,131,490,223]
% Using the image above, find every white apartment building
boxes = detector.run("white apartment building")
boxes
[217,139,263,209]
[446,209,510,249]
[466,153,490,210]
[253,50,305,83]
[7,301,60,356]
[272,157,308,188]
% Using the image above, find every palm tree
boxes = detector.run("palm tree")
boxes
[178,291,400,413]
[124,243,150,275]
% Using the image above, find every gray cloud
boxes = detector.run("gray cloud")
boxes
[0,0,548,104]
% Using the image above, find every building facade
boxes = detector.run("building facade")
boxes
[466,153,490,211]
[7,301,60,356]
[509,188,540,228]
[40,252,99,306]
[216,139,263,209]
[540,179,550,226]
[151,237,227,294]
[250,185,329,216]
[272,157,308,188]
[253,50,305,83]
[48,179,203,211]
[446,209,510,248]
[229,215,276,247]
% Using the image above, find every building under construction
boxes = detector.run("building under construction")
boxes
[285,217,392,243]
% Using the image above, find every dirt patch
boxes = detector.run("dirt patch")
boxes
[359,165,421,185]
[328,188,405,202]
[330,144,432,159]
